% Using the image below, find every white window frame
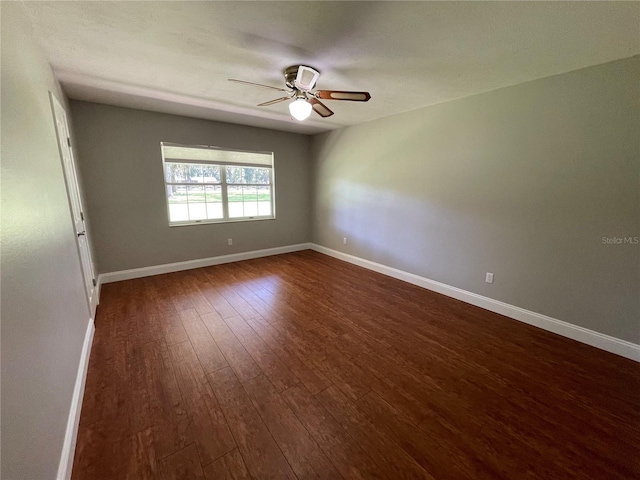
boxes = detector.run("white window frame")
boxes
[161,142,275,226]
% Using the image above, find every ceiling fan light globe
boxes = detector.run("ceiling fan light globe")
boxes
[289,98,312,121]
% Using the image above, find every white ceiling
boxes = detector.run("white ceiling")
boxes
[23,1,640,135]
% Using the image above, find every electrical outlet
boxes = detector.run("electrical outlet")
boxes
[228,238,233,246]
[485,272,494,284]
[343,237,347,245]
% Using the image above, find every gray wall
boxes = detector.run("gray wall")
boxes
[1,3,92,479]
[312,56,640,344]
[71,102,312,274]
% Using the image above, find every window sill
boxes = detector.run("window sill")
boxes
[169,216,276,227]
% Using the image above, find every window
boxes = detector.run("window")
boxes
[161,143,274,225]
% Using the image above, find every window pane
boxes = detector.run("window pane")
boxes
[165,163,204,183]
[169,204,189,222]
[187,164,203,183]
[187,186,206,220]
[226,166,244,184]
[242,186,258,216]
[204,185,221,203]
[167,185,188,204]
[166,163,188,183]
[187,185,205,203]
[207,203,223,219]
[202,165,221,183]
[225,166,270,184]
[241,167,258,184]
[258,186,271,216]
[205,185,223,219]
[251,167,271,185]
[188,203,207,220]
[228,185,244,218]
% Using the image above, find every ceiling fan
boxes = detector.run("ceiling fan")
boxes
[229,65,371,121]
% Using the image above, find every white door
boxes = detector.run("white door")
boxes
[50,92,97,316]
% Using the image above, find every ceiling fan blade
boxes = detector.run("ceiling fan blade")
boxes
[315,90,371,102]
[309,98,334,118]
[228,79,289,92]
[257,97,290,107]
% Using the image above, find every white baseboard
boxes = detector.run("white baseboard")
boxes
[310,244,640,362]
[99,243,312,284]
[94,241,639,362]
[89,282,100,321]
[57,318,95,480]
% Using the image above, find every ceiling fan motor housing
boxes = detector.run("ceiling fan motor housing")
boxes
[284,65,320,91]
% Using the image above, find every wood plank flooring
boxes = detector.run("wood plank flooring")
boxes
[72,250,640,479]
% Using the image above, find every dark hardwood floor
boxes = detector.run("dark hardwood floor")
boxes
[72,250,640,479]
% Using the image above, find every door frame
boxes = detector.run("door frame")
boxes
[49,92,99,319]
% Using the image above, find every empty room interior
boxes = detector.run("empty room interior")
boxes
[2,1,640,479]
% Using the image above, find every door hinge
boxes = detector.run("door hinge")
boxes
[67,137,71,147]
[80,211,84,221]
[92,278,97,287]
